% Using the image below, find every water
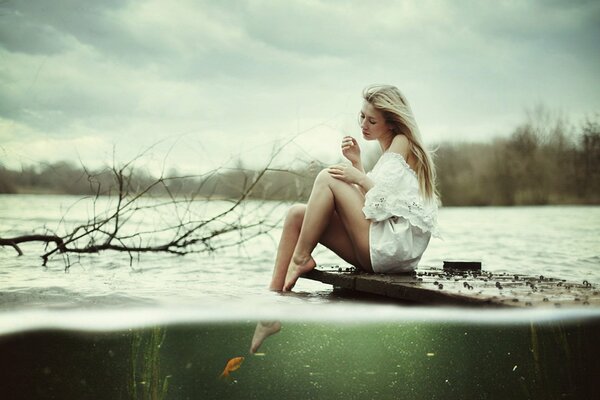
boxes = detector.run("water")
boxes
[1,195,599,399]
[2,320,598,400]
[1,195,598,310]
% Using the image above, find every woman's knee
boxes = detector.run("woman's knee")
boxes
[315,168,355,192]
[284,204,306,228]
[314,168,335,186]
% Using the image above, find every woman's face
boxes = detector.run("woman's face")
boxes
[359,102,390,141]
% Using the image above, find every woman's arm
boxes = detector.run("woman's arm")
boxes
[341,136,364,173]
[355,172,374,194]
[327,165,374,195]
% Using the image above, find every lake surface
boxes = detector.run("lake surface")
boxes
[1,195,599,399]
[1,194,598,313]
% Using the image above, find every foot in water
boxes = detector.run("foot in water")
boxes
[283,255,316,292]
[250,321,282,354]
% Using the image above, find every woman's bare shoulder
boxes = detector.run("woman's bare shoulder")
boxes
[387,135,410,160]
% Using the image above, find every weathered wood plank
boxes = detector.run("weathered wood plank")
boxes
[302,265,600,307]
[443,261,482,271]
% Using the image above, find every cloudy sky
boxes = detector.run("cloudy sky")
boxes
[1,0,599,173]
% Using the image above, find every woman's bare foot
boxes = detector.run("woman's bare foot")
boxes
[250,321,282,354]
[283,255,316,291]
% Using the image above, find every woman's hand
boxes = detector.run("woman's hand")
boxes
[341,136,361,166]
[328,164,365,185]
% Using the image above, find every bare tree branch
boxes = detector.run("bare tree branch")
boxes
[0,141,307,270]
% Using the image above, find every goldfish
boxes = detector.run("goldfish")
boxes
[220,356,244,379]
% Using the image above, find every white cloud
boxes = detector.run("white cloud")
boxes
[0,0,598,172]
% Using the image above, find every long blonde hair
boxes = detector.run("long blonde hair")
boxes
[362,84,438,200]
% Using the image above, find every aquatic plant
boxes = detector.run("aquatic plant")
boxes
[130,327,170,400]
[523,321,589,400]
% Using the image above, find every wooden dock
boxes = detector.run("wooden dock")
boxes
[302,264,600,307]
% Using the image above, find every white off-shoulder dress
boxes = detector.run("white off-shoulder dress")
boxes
[362,152,440,273]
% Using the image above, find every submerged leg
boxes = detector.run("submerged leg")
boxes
[250,321,282,354]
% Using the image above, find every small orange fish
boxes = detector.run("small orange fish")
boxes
[220,356,244,379]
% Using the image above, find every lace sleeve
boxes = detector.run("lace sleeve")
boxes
[362,153,440,237]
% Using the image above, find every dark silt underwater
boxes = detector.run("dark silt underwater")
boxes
[1,317,598,400]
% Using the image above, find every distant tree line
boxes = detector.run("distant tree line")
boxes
[0,159,320,202]
[0,110,598,206]
[435,110,599,205]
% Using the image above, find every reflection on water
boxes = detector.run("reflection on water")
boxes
[1,318,598,400]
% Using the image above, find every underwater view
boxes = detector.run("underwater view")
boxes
[1,314,599,400]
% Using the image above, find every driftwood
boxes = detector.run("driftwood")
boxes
[0,235,66,256]
[0,145,294,269]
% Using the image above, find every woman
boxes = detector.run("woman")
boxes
[279,84,439,291]
[250,85,439,352]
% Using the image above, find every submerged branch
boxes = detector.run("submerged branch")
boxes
[0,234,66,256]
[0,142,301,269]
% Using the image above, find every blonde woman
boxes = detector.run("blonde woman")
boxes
[277,84,439,292]
[251,85,439,352]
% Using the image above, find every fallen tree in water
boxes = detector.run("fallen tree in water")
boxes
[0,144,310,269]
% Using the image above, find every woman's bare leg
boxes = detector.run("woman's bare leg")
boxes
[253,183,369,352]
[253,206,303,353]
[270,205,361,291]
[253,209,363,353]
[269,204,305,290]
[284,170,372,291]
[250,321,282,353]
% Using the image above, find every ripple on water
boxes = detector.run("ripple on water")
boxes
[1,198,599,312]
